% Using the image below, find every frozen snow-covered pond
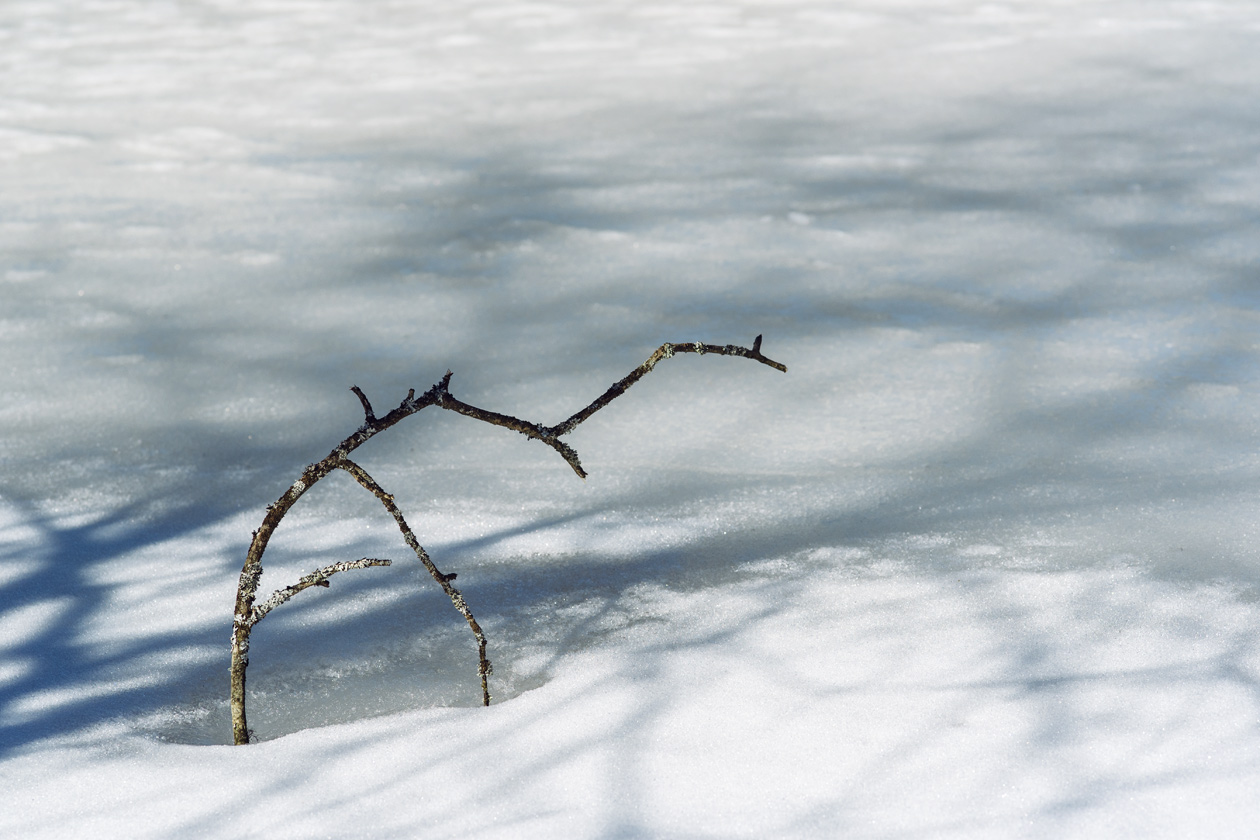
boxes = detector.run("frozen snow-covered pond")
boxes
[3,1,1260,837]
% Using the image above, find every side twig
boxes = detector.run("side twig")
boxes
[230,557,391,744]
[247,558,393,628]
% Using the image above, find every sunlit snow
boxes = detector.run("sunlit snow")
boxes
[4,1,1260,837]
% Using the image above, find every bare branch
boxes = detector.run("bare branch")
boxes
[551,334,787,437]
[247,557,393,629]
[230,335,784,744]
[431,376,588,478]
[419,335,786,478]
[350,385,376,423]
[336,459,492,706]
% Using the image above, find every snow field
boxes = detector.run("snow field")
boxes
[5,0,1260,837]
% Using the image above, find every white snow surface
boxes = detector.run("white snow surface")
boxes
[4,0,1260,836]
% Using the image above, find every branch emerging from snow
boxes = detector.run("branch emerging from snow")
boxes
[230,334,785,744]
[336,459,492,706]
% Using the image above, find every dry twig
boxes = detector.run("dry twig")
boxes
[230,336,786,745]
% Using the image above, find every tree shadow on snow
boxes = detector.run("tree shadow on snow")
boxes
[4,71,1260,840]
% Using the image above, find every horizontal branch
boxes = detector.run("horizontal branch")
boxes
[434,384,587,478]
[423,335,786,479]
[246,557,392,629]
[551,334,786,438]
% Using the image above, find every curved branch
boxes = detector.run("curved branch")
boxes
[231,335,784,743]
[550,335,786,438]
[351,386,376,423]
[422,335,786,478]
[432,380,587,477]
[336,459,492,707]
[232,381,447,640]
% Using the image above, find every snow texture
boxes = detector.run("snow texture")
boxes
[3,0,1260,837]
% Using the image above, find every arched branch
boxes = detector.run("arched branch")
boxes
[230,335,785,744]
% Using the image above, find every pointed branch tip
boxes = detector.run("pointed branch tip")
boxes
[351,385,376,422]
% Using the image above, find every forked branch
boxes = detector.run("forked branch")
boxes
[431,335,786,477]
[230,335,785,745]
